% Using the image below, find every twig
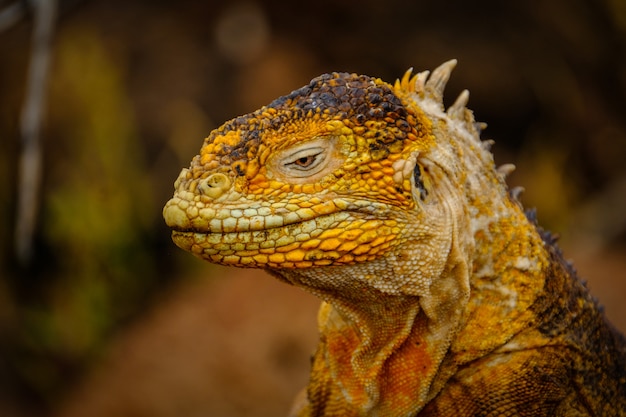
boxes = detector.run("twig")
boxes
[15,0,57,265]
[0,0,27,33]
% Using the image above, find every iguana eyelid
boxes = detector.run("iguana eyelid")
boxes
[283,146,326,171]
[270,137,339,180]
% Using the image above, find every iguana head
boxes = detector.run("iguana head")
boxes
[163,61,547,415]
[163,61,499,292]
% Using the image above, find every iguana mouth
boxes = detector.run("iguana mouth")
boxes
[163,194,340,232]
[163,195,392,235]
[169,210,351,242]
[169,209,400,268]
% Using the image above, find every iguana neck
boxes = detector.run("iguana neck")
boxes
[419,104,551,364]
[270,188,473,416]
[273,264,456,416]
[452,193,549,363]
[274,163,549,417]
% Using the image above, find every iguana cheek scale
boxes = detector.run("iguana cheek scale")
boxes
[163,61,626,416]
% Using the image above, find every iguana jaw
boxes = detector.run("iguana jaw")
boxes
[167,207,403,268]
[269,182,471,416]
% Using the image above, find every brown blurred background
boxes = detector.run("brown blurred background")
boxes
[0,0,625,416]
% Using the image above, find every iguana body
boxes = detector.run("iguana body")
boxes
[163,61,626,416]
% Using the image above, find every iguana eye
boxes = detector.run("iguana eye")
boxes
[268,137,343,183]
[285,149,325,171]
[294,155,316,167]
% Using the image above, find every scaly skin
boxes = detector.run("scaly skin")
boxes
[163,61,626,416]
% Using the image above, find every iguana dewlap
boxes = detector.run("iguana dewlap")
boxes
[163,61,626,416]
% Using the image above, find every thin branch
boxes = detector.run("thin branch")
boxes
[0,0,27,33]
[15,0,57,265]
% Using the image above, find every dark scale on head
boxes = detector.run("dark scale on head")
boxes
[267,73,408,123]
[208,72,416,173]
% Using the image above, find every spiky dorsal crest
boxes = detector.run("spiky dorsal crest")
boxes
[396,61,520,196]
[394,59,456,109]
[395,59,481,129]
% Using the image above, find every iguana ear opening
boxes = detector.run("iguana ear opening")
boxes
[412,163,428,201]
[390,151,429,204]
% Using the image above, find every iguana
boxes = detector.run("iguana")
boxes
[162,61,626,416]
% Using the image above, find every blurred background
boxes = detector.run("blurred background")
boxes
[0,0,625,416]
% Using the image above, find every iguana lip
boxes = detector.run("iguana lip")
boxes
[163,198,341,234]
[163,196,388,235]
[168,212,349,259]
[164,195,398,267]
[169,209,397,268]
[169,210,352,238]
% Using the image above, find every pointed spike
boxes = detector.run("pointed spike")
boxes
[510,186,525,201]
[448,89,470,119]
[496,163,516,178]
[395,67,414,92]
[475,122,488,132]
[413,70,430,94]
[481,139,495,150]
[525,208,538,224]
[402,67,413,88]
[424,59,458,103]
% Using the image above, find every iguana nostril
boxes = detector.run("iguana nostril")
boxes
[198,173,231,198]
